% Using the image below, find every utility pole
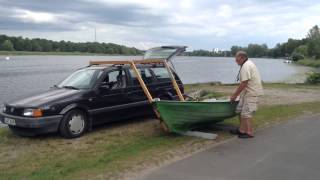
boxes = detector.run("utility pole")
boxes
[94,28,97,42]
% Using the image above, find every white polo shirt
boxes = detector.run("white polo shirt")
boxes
[240,60,263,96]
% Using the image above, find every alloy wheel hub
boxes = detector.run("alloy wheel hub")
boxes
[69,114,84,134]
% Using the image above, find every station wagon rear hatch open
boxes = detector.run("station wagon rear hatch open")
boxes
[143,46,187,61]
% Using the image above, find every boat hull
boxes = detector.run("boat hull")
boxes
[153,100,238,133]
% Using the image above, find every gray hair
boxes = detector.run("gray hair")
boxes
[236,51,248,60]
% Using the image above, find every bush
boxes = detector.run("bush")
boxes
[293,45,309,57]
[291,52,304,61]
[0,40,15,51]
[306,72,320,84]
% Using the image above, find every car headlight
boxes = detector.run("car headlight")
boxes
[23,108,43,117]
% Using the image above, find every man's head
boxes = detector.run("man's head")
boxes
[235,51,248,65]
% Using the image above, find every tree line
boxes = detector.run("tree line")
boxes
[1,25,319,60]
[184,49,231,57]
[187,25,320,61]
[0,35,142,55]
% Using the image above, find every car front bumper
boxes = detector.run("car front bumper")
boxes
[0,111,63,135]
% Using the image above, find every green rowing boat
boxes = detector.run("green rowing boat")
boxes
[153,100,238,133]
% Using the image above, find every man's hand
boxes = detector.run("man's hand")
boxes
[230,94,237,102]
[231,80,249,102]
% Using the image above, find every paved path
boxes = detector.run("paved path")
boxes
[140,114,320,180]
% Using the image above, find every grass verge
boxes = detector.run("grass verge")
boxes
[297,59,320,68]
[261,83,320,90]
[1,102,320,179]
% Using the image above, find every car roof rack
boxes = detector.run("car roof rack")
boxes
[89,59,185,106]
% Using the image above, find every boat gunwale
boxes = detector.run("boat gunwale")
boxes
[153,100,239,105]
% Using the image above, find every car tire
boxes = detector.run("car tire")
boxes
[59,109,87,138]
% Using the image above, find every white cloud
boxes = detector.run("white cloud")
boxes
[179,0,193,9]
[217,4,232,18]
[12,9,59,24]
[2,0,320,50]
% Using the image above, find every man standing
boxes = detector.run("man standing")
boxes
[230,51,263,138]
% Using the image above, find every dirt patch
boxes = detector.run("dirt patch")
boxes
[259,88,320,106]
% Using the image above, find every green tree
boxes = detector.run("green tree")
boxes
[307,25,320,40]
[0,35,8,44]
[38,39,52,52]
[230,46,242,56]
[1,40,15,51]
[269,43,282,57]
[293,45,308,57]
[286,38,302,55]
[291,44,309,61]
[14,37,25,51]
[24,38,33,51]
[306,25,320,59]
[247,44,268,57]
[0,34,142,55]
[31,40,42,51]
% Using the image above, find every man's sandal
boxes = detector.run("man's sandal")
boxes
[229,129,246,135]
[238,133,254,138]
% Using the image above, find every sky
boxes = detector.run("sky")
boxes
[0,0,319,50]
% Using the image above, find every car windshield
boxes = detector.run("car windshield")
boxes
[143,46,186,60]
[58,69,100,89]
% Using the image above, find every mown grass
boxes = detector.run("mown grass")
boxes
[1,101,320,179]
[224,101,320,128]
[0,122,191,180]
[262,83,320,90]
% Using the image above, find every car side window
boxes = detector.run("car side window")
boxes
[108,71,118,82]
[150,67,170,81]
[103,70,127,89]
[129,68,153,85]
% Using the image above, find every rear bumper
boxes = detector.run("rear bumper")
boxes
[0,111,62,135]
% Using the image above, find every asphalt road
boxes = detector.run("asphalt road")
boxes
[140,114,320,180]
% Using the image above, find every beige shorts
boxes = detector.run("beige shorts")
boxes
[236,94,258,118]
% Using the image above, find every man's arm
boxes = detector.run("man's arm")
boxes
[230,80,249,102]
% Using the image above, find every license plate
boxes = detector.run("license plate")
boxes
[4,117,16,126]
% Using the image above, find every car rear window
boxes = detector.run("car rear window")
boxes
[150,67,170,80]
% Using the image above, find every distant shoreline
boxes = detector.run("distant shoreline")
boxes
[0,50,142,56]
[0,50,287,58]
[0,51,292,60]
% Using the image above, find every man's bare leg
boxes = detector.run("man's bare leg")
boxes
[239,116,247,134]
[243,117,254,135]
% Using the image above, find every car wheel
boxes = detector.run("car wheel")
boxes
[59,109,87,138]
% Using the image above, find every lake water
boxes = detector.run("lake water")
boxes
[0,55,315,109]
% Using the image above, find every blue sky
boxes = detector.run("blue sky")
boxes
[0,0,319,50]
